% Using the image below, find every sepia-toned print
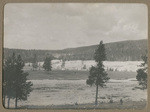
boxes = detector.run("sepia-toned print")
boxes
[3,3,148,109]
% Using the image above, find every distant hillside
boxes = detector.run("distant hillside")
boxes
[4,39,148,62]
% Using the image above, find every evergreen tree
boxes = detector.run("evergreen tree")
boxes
[3,53,33,108]
[136,54,148,89]
[3,53,16,108]
[61,58,66,70]
[43,56,52,71]
[32,54,38,70]
[2,67,6,107]
[14,55,33,108]
[86,41,109,105]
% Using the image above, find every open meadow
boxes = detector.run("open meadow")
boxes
[6,67,147,109]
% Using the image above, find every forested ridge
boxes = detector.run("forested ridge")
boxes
[4,39,147,62]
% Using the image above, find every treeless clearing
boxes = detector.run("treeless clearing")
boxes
[26,70,137,80]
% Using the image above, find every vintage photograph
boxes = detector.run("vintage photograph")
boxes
[3,3,148,109]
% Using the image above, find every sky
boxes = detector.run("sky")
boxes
[4,3,148,50]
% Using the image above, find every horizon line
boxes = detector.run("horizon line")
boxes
[4,39,147,51]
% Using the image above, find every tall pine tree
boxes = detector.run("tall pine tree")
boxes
[3,53,16,108]
[14,55,33,108]
[136,54,148,89]
[32,54,38,70]
[43,56,52,71]
[3,53,33,108]
[86,41,109,105]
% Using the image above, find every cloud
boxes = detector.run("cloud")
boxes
[4,3,147,50]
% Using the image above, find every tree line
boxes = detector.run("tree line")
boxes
[4,39,147,62]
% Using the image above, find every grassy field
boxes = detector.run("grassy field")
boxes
[20,101,146,109]
[27,70,137,80]
[5,69,146,109]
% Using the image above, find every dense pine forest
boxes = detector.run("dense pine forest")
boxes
[4,39,147,62]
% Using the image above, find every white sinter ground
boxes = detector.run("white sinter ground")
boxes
[25,60,143,72]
